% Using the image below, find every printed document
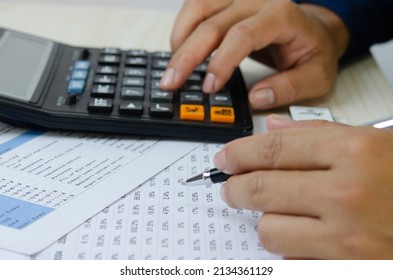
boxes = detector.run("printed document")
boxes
[0,122,199,255]
[33,143,280,260]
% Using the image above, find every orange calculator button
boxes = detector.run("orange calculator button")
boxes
[210,107,235,123]
[180,104,205,121]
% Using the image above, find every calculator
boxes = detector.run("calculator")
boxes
[0,27,253,141]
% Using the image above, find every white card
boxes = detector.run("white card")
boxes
[289,106,334,122]
[370,39,393,90]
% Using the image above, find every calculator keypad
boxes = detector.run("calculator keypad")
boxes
[66,48,237,125]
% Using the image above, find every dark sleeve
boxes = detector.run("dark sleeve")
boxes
[293,0,393,58]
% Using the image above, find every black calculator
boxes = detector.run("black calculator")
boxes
[0,27,253,141]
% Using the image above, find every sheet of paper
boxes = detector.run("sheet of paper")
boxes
[371,39,393,89]
[0,122,199,255]
[32,143,281,260]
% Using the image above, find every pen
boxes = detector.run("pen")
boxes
[365,116,393,129]
[184,168,231,186]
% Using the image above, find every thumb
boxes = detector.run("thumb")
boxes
[248,61,336,110]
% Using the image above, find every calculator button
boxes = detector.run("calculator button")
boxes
[99,55,120,65]
[94,75,117,84]
[96,66,118,75]
[151,70,165,79]
[181,82,202,91]
[67,80,85,95]
[123,77,145,87]
[209,92,233,107]
[210,107,235,123]
[88,98,113,113]
[101,48,121,55]
[149,103,174,117]
[124,67,146,77]
[119,101,144,115]
[153,51,172,59]
[65,94,79,105]
[126,50,148,57]
[151,90,174,102]
[150,79,161,90]
[187,73,203,82]
[79,49,90,60]
[180,92,204,104]
[73,61,90,71]
[152,59,169,69]
[71,70,88,80]
[180,105,205,121]
[91,85,115,98]
[121,87,144,100]
[125,57,147,67]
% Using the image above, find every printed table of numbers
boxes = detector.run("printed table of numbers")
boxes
[35,143,281,260]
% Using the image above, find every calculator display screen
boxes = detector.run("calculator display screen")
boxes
[0,31,54,102]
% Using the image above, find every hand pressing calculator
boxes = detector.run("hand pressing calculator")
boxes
[0,27,253,141]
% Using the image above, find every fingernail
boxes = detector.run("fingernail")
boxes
[220,183,241,210]
[220,184,227,203]
[266,114,296,131]
[268,114,295,125]
[203,72,216,93]
[270,114,292,121]
[160,67,175,88]
[250,88,275,109]
[213,149,226,171]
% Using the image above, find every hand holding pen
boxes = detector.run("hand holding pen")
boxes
[187,114,393,259]
[185,115,393,186]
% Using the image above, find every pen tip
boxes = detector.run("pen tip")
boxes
[183,173,204,186]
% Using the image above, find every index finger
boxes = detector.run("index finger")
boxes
[170,0,233,51]
[161,1,246,90]
[213,125,346,174]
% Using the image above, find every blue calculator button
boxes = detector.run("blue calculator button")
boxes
[71,70,88,80]
[74,61,90,71]
[67,80,85,94]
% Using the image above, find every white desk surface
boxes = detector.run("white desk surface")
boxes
[1,1,393,127]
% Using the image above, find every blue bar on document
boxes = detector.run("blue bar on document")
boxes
[0,194,54,230]
[0,130,45,155]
